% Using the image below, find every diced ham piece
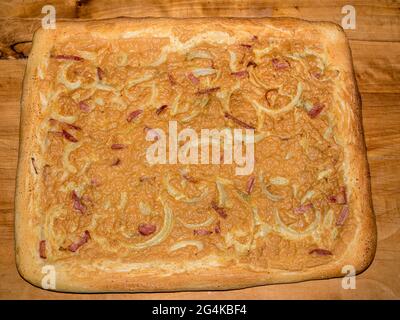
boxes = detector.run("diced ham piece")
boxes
[328,187,347,204]
[224,112,255,130]
[231,70,249,78]
[138,223,156,236]
[111,144,126,150]
[240,44,252,49]
[214,221,221,234]
[272,58,290,70]
[79,101,91,113]
[211,201,227,219]
[328,194,336,203]
[294,203,314,214]
[156,105,168,115]
[309,248,333,256]
[127,109,143,122]
[311,71,322,79]
[187,72,200,85]
[246,176,255,194]
[336,206,349,226]
[53,54,83,61]
[168,73,177,85]
[111,158,121,166]
[194,229,213,236]
[96,67,104,80]
[91,177,100,186]
[62,130,78,143]
[71,191,86,214]
[308,103,325,119]
[39,240,46,259]
[68,230,90,252]
[196,87,220,95]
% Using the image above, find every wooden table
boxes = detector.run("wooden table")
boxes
[0,0,399,300]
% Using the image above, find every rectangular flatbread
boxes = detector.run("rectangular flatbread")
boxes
[15,17,376,292]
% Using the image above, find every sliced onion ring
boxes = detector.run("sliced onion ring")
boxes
[169,240,204,252]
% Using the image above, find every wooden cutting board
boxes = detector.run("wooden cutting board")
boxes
[0,0,399,300]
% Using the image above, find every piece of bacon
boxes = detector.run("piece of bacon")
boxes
[224,112,255,130]
[252,35,259,41]
[272,58,290,70]
[214,221,221,234]
[168,73,177,85]
[193,229,213,236]
[68,230,90,252]
[90,177,100,186]
[309,248,333,256]
[187,72,200,85]
[211,201,227,219]
[127,109,143,122]
[62,130,78,143]
[144,126,160,141]
[79,101,91,113]
[308,103,325,119]
[111,143,126,150]
[96,67,105,80]
[196,87,220,95]
[52,54,83,61]
[240,43,252,49]
[247,60,257,68]
[231,70,249,78]
[111,158,121,166]
[31,157,38,174]
[138,223,156,236]
[328,195,336,203]
[293,203,314,214]
[71,191,86,214]
[336,206,349,226]
[328,187,347,204]
[39,240,47,259]
[311,71,322,79]
[246,176,256,194]
[156,104,168,116]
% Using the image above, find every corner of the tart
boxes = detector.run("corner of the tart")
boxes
[15,245,43,289]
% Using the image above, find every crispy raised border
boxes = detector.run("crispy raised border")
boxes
[15,17,376,293]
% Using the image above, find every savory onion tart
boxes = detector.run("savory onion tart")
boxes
[16,18,376,292]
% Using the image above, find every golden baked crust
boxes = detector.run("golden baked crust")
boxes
[15,17,376,292]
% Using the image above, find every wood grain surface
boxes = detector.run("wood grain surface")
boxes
[0,0,399,300]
